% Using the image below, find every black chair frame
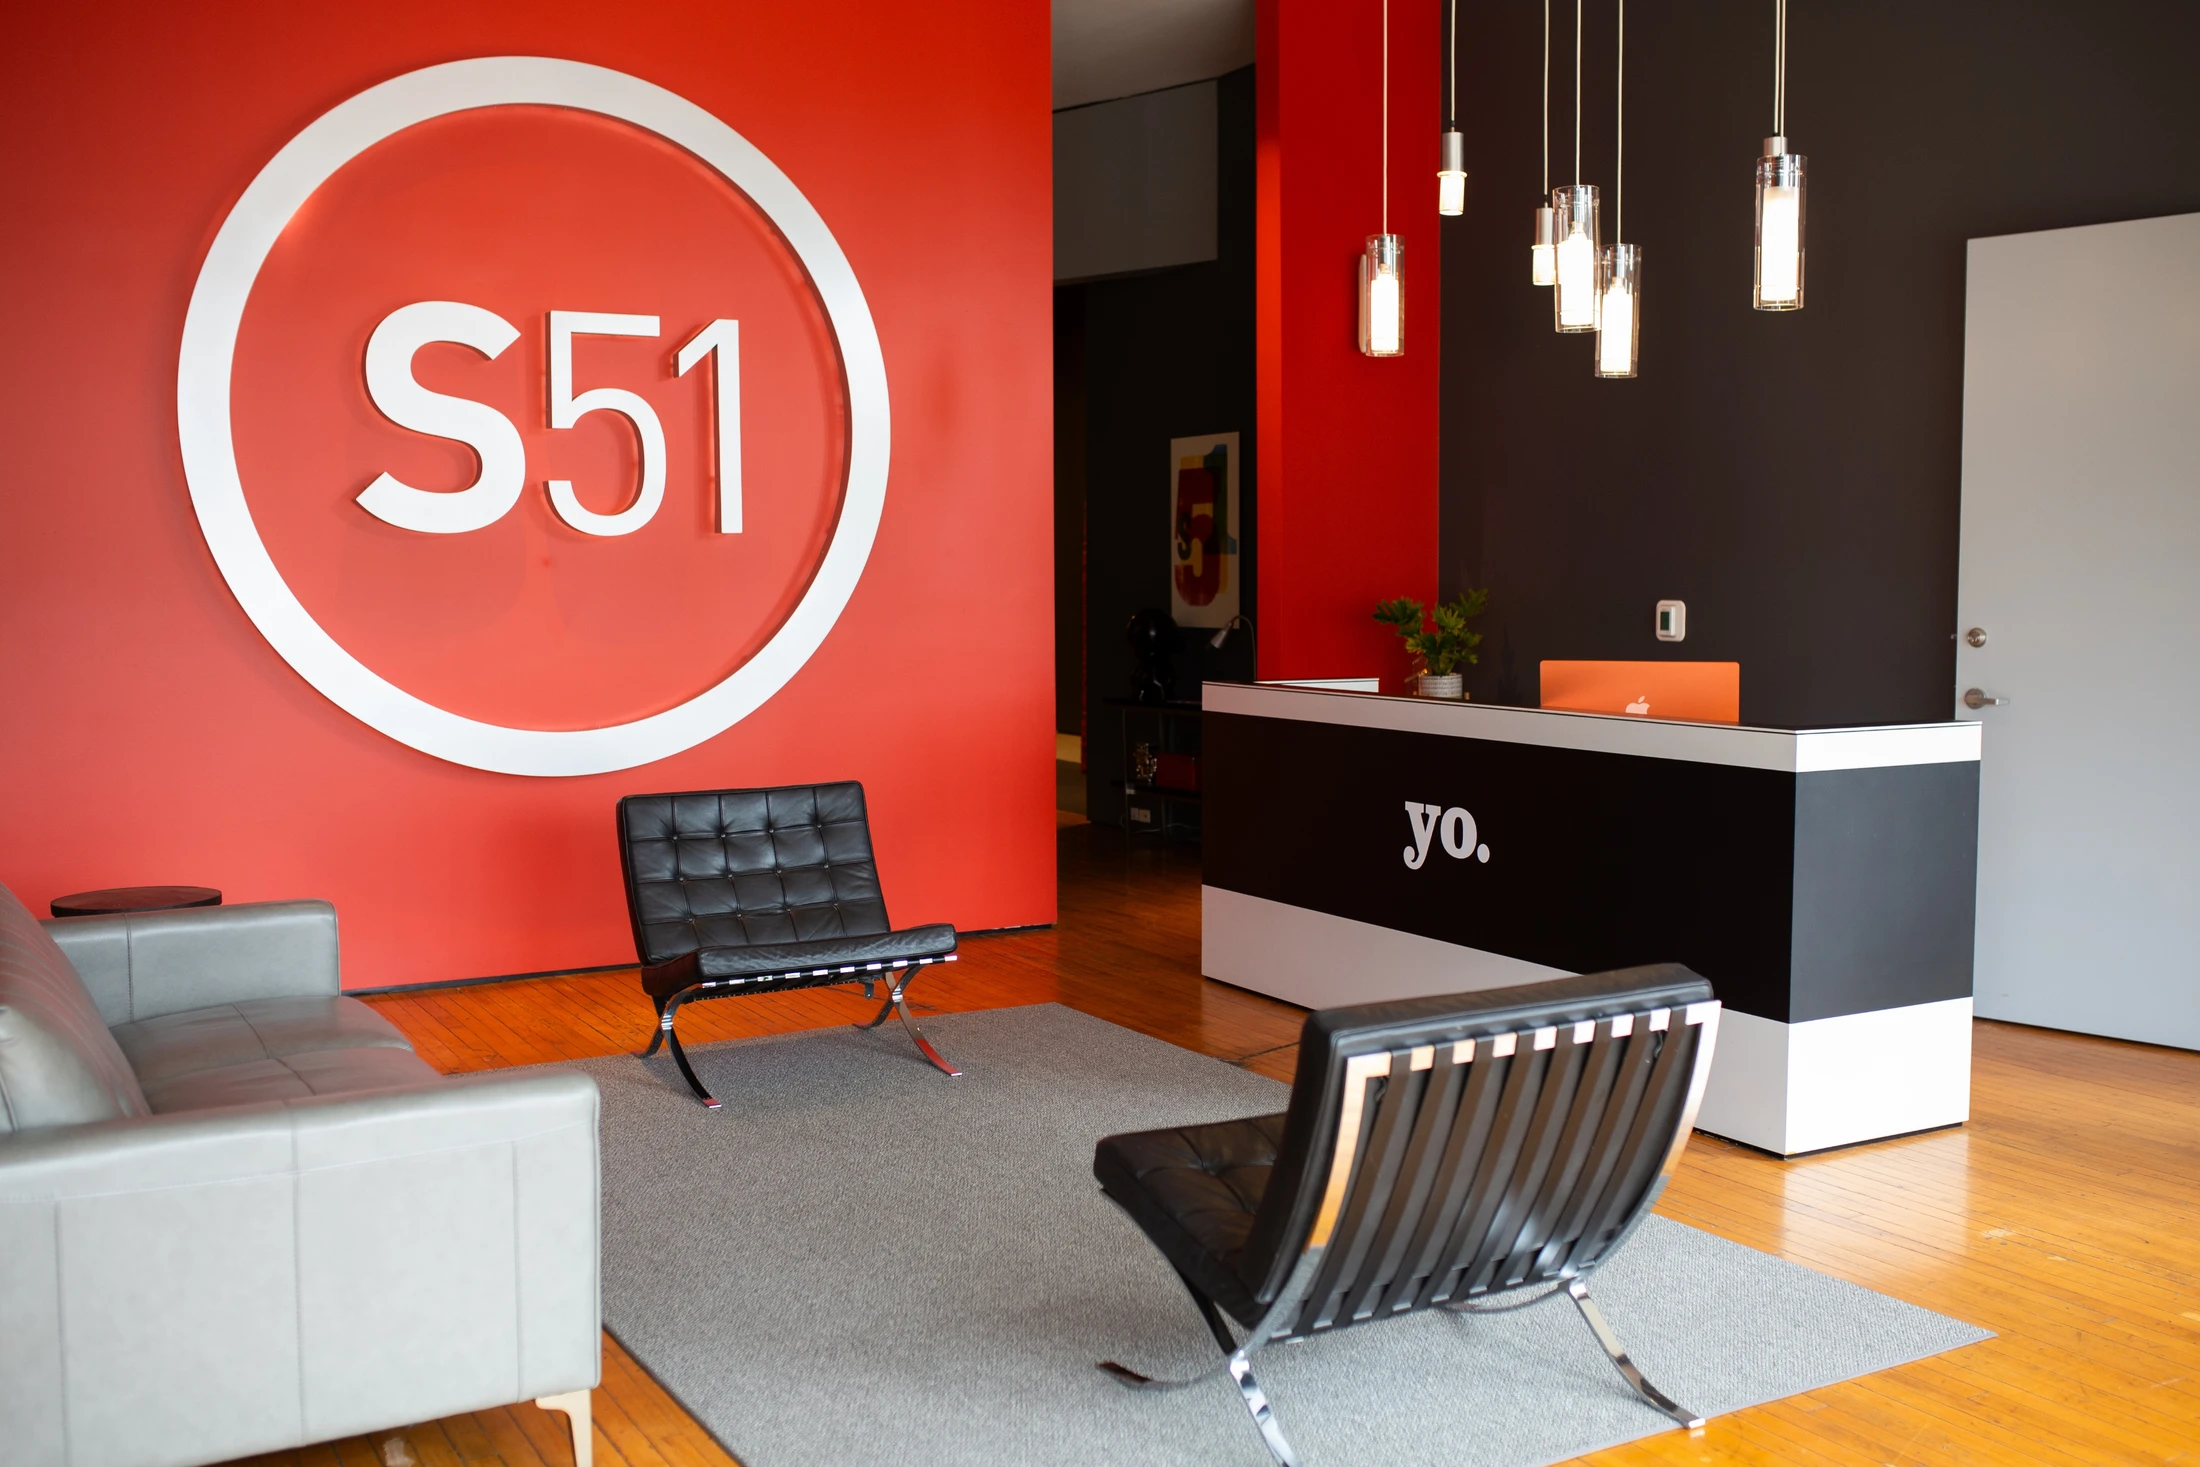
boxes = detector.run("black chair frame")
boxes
[1094,966,1722,1465]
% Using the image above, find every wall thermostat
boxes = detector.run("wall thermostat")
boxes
[1655,600,1686,641]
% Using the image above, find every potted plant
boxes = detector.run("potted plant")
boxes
[1373,589,1489,699]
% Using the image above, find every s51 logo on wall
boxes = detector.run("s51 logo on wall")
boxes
[177,57,888,776]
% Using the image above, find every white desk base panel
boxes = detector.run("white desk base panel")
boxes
[1695,1000,1973,1156]
[1203,886,1973,1157]
[1201,887,1568,1007]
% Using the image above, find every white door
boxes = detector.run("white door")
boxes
[1957,213,2200,1051]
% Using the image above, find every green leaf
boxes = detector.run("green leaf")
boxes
[1373,588,1490,676]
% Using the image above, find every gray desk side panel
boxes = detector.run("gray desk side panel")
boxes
[1790,762,1981,1023]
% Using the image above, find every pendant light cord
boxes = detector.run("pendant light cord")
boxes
[1541,0,1549,194]
[1572,0,1582,181]
[1447,0,1457,124]
[1616,0,1624,240]
[1773,0,1786,135]
[1381,0,1389,233]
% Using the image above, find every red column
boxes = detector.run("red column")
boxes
[1256,0,1442,689]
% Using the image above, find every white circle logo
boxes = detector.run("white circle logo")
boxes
[177,57,888,777]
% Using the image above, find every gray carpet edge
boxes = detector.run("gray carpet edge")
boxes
[529,1002,1993,1467]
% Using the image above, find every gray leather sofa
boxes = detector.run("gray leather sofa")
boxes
[0,883,600,1467]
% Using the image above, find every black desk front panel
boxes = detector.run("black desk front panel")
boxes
[1204,710,1977,1025]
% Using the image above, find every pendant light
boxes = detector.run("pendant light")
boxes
[1596,0,1639,377]
[1551,0,1598,332]
[1754,0,1805,309]
[1362,0,1404,355]
[1530,0,1555,283]
[1437,0,1466,215]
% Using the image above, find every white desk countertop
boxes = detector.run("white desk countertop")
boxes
[1201,681,1981,774]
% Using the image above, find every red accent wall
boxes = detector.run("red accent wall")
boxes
[1256,0,1442,689]
[0,1,1054,986]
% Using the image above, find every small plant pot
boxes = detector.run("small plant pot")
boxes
[1417,672,1466,700]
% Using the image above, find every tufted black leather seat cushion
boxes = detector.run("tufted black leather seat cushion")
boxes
[1095,1112,1286,1325]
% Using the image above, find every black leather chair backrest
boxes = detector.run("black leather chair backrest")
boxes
[616,783,891,968]
[1242,964,1717,1339]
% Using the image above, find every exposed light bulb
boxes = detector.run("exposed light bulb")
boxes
[1531,205,1557,286]
[1759,188,1799,298]
[1558,228,1594,318]
[1753,139,1805,309]
[1437,128,1467,216]
[1595,244,1639,377]
[1360,234,1403,356]
[1597,289,1632,372]
[1551,185,1599,332]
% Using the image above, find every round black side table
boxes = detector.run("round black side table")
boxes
[49,886,223,919]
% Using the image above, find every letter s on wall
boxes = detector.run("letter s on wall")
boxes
[355,301,527,533]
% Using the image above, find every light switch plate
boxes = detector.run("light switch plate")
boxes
[1655,600,1686,641]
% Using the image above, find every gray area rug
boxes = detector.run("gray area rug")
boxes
[567,1003,1988,1467]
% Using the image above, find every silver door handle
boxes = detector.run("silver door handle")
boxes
[1963,688,2009,709]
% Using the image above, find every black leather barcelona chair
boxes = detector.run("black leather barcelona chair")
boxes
[1093,965,1721,1465]
[617,782,961,1108]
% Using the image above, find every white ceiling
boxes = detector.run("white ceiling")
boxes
[1053,0,1256,111]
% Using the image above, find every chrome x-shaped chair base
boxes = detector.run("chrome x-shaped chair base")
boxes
[1101,1254,1701,1464]
[1559,1279,1704,1430]
[1100,1259,1318,1467]
[639,956,960,1109]
[1441,1273,1704,1430]
[852,979,964,1078]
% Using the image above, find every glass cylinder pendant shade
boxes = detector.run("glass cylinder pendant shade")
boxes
[1551,185,1600,332]
[1754,138,1806,310]
[1359,234,1404,356]
[1531,205,1558,286]
[1595,244,1641,378]
[1437,129,1467,216]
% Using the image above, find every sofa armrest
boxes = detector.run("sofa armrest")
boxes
[42,899,340,1025]
[0,1069,599,1467]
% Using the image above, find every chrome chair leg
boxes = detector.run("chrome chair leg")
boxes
[895,991,962,1076]
[639,996,668,1058]
[855,985,897,1031]
[1099,1345,1299,1466]
[651,993,720,1111]
[850,965,962,1077]
[1229,1351,1300,1467]
[1098,1265,1306,1466]
[1566,1280,1703,1429]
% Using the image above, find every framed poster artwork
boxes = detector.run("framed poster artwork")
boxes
[1168,432,1240,628]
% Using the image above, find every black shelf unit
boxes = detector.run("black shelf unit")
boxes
[1104,698,1203,840]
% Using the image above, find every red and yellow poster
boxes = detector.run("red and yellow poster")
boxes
[1168,431,1241,627]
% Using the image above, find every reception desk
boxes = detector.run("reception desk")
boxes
[1200,681,1981,1156]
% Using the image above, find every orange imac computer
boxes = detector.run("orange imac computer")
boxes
[1538,660,1742,723]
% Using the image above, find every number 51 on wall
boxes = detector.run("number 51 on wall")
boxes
[355,302,740,537]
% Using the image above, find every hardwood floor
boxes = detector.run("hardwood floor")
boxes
[239,822,2200,1467]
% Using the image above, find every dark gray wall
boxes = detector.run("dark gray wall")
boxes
[1440,0,2200,728]
[1055,80,1220,282]
[1057,66,1256,824]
